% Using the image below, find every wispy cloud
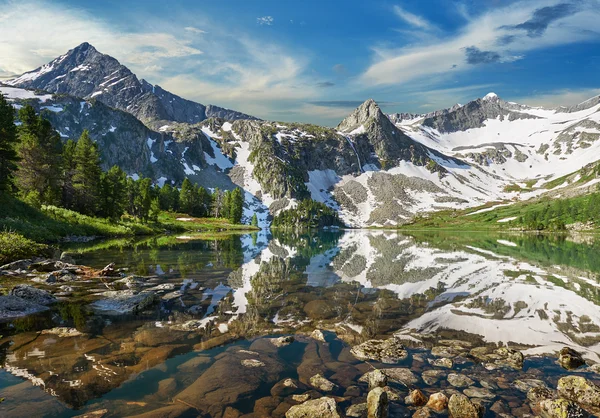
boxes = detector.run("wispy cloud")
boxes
[257,16,274,26]
[0,0,202,76]
[361,0,600,87]
[514,87,600,108]
[184,26,206,34]
[392,5,437,31]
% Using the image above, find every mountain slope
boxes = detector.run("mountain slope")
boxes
[5,43,255,126]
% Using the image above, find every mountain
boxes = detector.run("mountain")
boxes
[5,42,255,126]
[4,44,600,228]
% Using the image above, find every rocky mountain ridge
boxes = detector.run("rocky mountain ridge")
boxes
[3,45,600,228]
[5,43,255,126]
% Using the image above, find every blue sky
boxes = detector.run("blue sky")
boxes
[1,0,599,125]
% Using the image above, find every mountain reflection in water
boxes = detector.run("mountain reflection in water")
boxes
[1,230,600,416]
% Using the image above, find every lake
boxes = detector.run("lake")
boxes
[1,229,600,417]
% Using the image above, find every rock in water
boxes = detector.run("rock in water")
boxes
[557,375,600,407]
[448,373,475,388]
[346,403,367,418]
[367,387,388,418]
[309,374,337,392]
[99,262,119,277]
[90,290,157,314]
[558,347,586,370]
[0,295,49,320]
[10,284,57,305]
[359,369,388,390]
[285,397,341,418]
[350,337,408,363]
[426,392,449,412]
[404,389,427,407]
[538,398,588,418]
[310,329,326,342]
[448,394,483,418]
[270,335,295,347]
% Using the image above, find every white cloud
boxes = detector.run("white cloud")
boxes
[184,26,206,34]
[257,16,274,26]
[361,0,600,87]
[392,5,437,31]
[0,1,202,77]
[514,88,600,108]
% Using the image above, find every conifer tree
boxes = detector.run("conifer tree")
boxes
[15,105,63,206]
[72,130,102,215]
[179,178,194,214]
[0,94,18,192]
[229,188,244,224]
[100,165,127,219]
[251,213,259,227]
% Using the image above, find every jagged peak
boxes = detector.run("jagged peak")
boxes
[482,92,499,101]
[336,99,385,133]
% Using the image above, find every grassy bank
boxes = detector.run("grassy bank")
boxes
[0,193,258,265]
[400,193,600,233]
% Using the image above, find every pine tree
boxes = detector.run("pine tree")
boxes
[0,93,18,192]
[61,139,77,209]
[179,178,194,215]
[15,106,63,206]
[212,187,223,217]
[135,178,153,222]
[158,183,175,210]
[72,130,101,215]
[229,188,244,224]
[149,198,161,222]
[251,213,259,227]
[99,165,127,219]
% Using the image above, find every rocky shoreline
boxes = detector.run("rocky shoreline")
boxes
[1,257,600,417]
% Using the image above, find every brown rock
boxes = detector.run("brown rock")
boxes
[405,389,427,407]
[426,392,448,412]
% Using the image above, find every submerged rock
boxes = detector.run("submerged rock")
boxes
[242,359,266,368]
[90,290,157,314]
[271,378,302,397]
[10,284,56,305]
[285,397,341,418]
[528,386,555,403]
[448,373,475,388]
[350,337,408,363]
[538,398,588,418]
[41,327,85,337]
[558,347,586,370]
[0,295,49,320]
[381,367,419,386]
[448,394,483,418]
[367,387,388,418]
[557,375,600,407]
[346,402,367,418]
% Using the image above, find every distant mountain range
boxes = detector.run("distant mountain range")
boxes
[3,43,600,227]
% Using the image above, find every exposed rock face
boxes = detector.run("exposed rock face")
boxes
[448,394,484,418]
[350,337,408,363]
[9,285,57,305]
[6,42,255,125]
[90,290,158,314]
[0,295,50,320]
[557,376,600,407]
[558,347,586,370]
[366,387,388,418]
[421,93,540,133]
[285,397,341,418]
[538,398,588,418]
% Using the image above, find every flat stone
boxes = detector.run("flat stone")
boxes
[10,284,57,305]
[309,374,337,392]
[241,359,265,368]
[382,367,419,386]
[448,373,475,388]
[350,337,408,364]
[285,397,341,418]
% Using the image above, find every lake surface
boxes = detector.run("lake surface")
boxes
[1,230,600,417]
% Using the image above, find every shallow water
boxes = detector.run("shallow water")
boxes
[1,230,600,417]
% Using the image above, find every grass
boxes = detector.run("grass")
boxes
[0,193,258,264]
[401,193,600,232]
[0,231,51,265]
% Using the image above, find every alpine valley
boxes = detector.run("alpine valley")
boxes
[3,42,600,228]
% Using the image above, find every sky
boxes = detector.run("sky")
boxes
[0,0,599,126]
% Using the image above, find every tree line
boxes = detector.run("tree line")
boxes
[0,98,246,224]
[515,193,600,231]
